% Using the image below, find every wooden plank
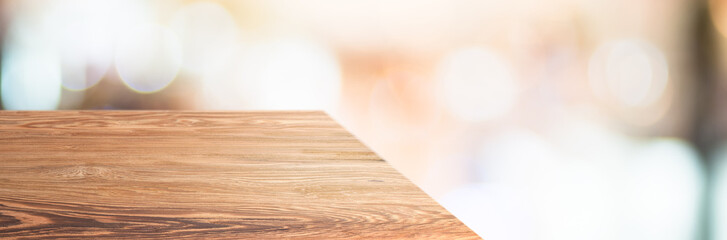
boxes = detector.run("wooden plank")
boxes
[0,111,479,239]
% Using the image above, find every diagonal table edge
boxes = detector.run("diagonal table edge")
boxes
[0,111,480,239]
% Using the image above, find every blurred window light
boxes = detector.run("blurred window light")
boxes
[45,0,114,91]
[623,139,703,240]
[375,0,456,52]
[1,16,62,110]
[107,0,156,35]
[436,47,519,122]
[473,127,620,239]
[588,39,668,108]
[115,24,183,93]
[549,114,635,159]
[439,184,535,240]
[171,2,240,76]
[475,128,556,184]
[535,161,621,240]
[202,38,341,111]
[712,143,727,240]
[455,120,702,240]
[252,38,341,110]
[199,45,247,110]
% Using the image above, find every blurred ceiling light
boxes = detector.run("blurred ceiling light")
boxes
[45,0,114,91]
[115,24,183,93]
[436,47,518,122]
[588,39,668,108]
[203,38,341,110]
[624,139,703,240]
[1,17,62,110]
[171,2,240,75]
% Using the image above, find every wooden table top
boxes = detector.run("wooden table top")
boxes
[0,111,478,239]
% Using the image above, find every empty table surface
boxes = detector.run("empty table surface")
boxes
[0,111,478,239]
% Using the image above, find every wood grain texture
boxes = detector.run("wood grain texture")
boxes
[0,111,479,239]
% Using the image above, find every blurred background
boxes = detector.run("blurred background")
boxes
[1,0,726,239]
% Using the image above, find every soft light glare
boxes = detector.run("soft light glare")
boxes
[439,184,534,240]
[200,45,247,110]
[451,117,702,239]
[253,39,341,110]
[202,38,341,110]
[623,139,703,240]
[712,143,727,240]
[436,47,518,122]
[588,39,668,108]
[45,0,114,91]
[367,76,441,143]
[1,17,62,110]
[476,129,556,184]
[115,24,183,93]
[171,2,240,75]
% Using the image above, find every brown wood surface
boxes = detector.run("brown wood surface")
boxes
[0,111,479,239]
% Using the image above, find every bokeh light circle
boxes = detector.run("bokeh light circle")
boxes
[115,24,183,93]
[588,39,668,108]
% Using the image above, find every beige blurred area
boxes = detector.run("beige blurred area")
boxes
[2,0,727,239]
